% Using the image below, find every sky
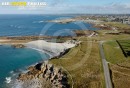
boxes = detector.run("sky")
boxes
[0,0,130,14]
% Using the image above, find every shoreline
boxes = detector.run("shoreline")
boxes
[7,39,79,88]
[0,18,99,87]
[26,47,54,58]
[1,15,130,88]
[16,61,70,88]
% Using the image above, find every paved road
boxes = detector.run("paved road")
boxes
[99,41,113,88]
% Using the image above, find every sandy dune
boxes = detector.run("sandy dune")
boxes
[25,40,76,57]
[0,39,10,42]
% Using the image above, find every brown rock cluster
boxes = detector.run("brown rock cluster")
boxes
[18,61,69,88]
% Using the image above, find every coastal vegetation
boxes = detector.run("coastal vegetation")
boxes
[0,15,130,88]
[95,22,130,34]
[103,40,130,88]
[104,22,130,30]
[49,37,105,88]
[118,40,130,57]
[0,36,71,44]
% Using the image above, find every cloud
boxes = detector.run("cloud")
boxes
[71,3,130,14]
[0,1,130,14]
[49,0,64,6]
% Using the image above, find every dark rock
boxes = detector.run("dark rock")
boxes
[11,44,25,48]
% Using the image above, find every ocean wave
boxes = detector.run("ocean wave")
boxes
[5,77,12,84]
[6,79,23,88]
[5,70,24,88]
[10,25,23,29]
[33,21,44,23]
[10,71,14,74]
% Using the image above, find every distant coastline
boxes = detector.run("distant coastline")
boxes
[0,15,101,88]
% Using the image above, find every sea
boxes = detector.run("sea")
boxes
[0,15,98,88]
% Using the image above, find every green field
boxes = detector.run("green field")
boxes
[118,40,130,57]
[103,41,125,64]
[103,40,130,88]
[49,37,105,88]
[104,22,130,30]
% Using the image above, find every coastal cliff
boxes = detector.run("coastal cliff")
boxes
[18,61,69,88]
[15,40,81,88]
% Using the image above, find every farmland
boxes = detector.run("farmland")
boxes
[103,40,130,88]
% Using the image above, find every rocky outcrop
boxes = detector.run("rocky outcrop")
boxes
[47,19,75,24]
[11,44,25,48]
[18,61,69,88]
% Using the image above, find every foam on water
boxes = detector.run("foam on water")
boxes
[0,45,50,88]
[5,77,12,84]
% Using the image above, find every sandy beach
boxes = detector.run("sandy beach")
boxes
[25,40,76,57]
[0,39,10,42]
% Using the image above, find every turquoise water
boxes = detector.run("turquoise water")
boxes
[0,15,99,88]
[0,45,49,88]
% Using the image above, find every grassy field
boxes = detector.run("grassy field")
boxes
[104,22,130,30]
[49,37,105,88]
[92,29,130,42]
[103,40,130,88]
[118,40,130,57]
[103,41,125,64]
[48,32,130,88]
